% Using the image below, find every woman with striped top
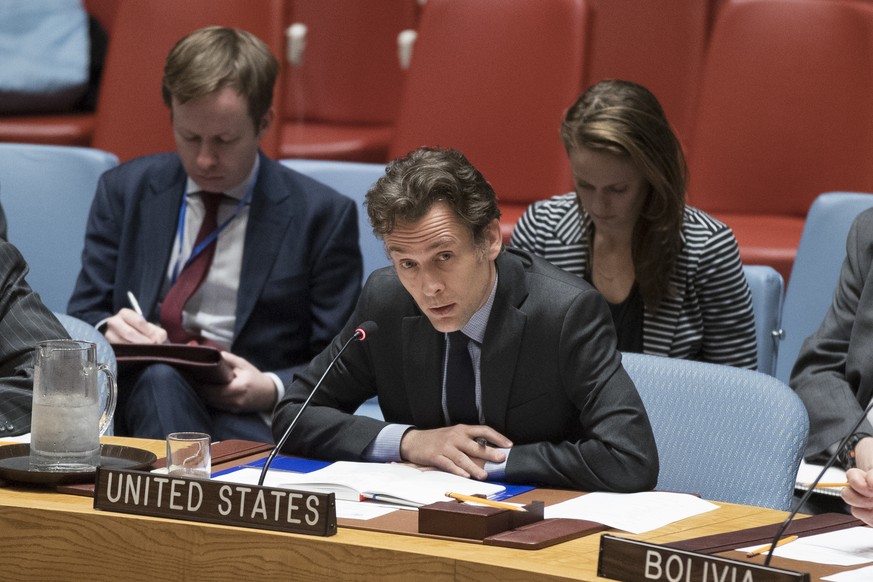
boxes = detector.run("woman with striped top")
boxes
[511,80,756,368]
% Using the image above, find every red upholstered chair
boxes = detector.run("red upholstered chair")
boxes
[686,0,873,281]
[91,0,285,162]
[83,0,120,33]
[279,0,418,162]
[0,0,119,147]
[584,0,715,148]
[0,115,95,147]
[387,0,590,241]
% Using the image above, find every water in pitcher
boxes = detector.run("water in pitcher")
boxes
[30,395,101,472]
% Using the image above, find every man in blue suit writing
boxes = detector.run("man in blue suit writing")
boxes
[69,27,362,442]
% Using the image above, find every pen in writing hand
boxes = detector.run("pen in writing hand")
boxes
[746,535,798,558]
[126,291,144,318]
[809,482,849,489]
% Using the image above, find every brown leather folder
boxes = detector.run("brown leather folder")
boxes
[112,343,234,384]
[666,512,863,554]
[483,518,606,549]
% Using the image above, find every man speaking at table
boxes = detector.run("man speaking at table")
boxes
[273,147,658,491]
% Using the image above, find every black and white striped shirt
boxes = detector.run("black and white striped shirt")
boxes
[510,193,757,369]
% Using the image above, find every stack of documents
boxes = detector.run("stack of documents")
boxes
[216,461,505,508]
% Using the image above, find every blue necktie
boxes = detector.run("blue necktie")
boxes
[445,331,478,425]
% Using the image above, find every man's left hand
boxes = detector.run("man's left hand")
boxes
[197,351,276,413]
[843,467,873,527]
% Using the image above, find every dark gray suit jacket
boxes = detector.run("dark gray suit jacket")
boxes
[791,207,873,458]
[274,248,659,492]
[68,152,362,386]
[0,241,70,435]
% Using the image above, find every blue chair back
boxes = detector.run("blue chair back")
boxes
[52,312,116,376]
[742,265,784,376]
[0,143,118,312]
[775,192,873,383]
[280,159,390,280]
[623,352,808,510]
[52,312,117,435]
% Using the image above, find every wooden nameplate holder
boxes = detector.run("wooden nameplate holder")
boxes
[418,499,606,549]
[56,439,273,497]
[93,466,337,537]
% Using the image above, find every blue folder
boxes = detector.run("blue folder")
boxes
[213,455,534,501]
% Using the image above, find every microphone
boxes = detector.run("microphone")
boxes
[763,395,873,566]
[257,321,378,486]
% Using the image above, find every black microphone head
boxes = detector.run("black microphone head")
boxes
[355,321,378,341]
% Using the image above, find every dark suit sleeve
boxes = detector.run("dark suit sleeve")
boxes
[272,273,401,458]
[288,193,361,382]
[790,210,873,457]
[256,184,362,388]
[275,347,387,460]
[504,289,659,492]
[0,242,70,435]
[67,170,124,325]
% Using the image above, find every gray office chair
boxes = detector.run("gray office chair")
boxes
[742,265,784,376]
[623,352,808,510]
[0,143,119,312]
[774,192,873,383]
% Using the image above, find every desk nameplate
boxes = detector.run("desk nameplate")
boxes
[94,468,336,536]
[598,534,809,582]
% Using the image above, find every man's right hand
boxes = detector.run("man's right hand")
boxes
[104,308,168,344]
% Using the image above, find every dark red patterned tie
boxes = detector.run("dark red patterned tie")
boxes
[160,193,223,344]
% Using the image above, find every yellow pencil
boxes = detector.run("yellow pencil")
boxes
[811,482,849,489]
[445,491,527,512]
[746,535,798,558]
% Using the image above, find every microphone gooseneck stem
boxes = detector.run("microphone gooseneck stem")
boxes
[257,328,364,487]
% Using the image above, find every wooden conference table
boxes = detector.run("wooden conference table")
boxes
[0,437,829,581]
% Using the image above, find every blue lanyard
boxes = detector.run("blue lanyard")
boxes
[170,181,255,284]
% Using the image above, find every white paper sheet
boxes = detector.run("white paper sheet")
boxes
[335,499,404,520]
[743,527,873,567]
[543,491,718,534]
[215,462,504,507]
[822,564,873,581]
[215,467,414,518]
